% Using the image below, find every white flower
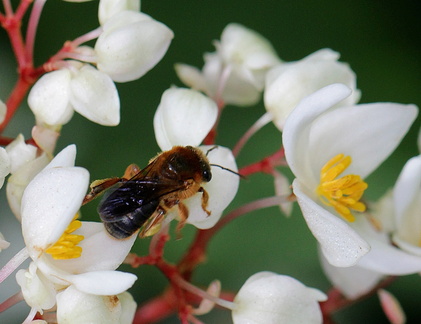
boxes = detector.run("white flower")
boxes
[283,83,418,267]
[176,23,280,107]
[153,87,218,150]
[216,23,281,90]
[352,155,421,275]
[264,48,360,130]
[95,10,173,82]
[98,0,141,25]
[232,272,326,324]
[18,145,137,314]
[175,52,262,107]
[6,135,50,220]
[56,285,136,324]
[28,63,120,126]
[153,89,239,229]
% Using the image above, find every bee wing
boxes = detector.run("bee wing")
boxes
[97,178,185,223]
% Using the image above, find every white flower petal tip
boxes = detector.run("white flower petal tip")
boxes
[233,272,326,324]
[56,286,136,324]
[154,88,218,151]
[0,146,11,186]
[70,65,120,126]
[378,289,406,324]
[185,145,239,229]
[95,11,174,82]
[264,49,359,130]
[293,180,370,267]
[0,232,10,251]
[68,270,137,295]
[21,163,89,259]
[28,69,74,125]
[98,0,141,25]
[0,99,6,124]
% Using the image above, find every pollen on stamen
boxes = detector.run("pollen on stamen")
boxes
[45,215,84,260]
[316,154,368,222]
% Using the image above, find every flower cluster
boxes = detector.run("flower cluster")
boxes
[1,1,419,324]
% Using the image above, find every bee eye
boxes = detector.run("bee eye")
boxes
[203,169,212,182]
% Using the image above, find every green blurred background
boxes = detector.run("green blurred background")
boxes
[1,0,420,323]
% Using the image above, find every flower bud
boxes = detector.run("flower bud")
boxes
[98,0,141,25]
[232,272,326,324]
[95,11,173,82]
[153,88,218,150]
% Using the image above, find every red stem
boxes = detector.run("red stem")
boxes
[239,147,285,176]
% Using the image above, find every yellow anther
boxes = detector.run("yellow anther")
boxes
[316,154,368,222]
[45,215,84,260]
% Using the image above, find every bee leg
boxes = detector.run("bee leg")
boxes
[175,202,189,238]
[83,177,122,205]
[198,187,211,216]
[123,163,141,179]
[139,207,166,238]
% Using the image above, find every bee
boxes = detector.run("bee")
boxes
[83,146,215,239]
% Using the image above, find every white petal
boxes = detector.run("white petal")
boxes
[393,155,421,224]
[96,11,173,82]
[233,271,326,324]
[67,270,137,295]
[21,166,89,260]
[57,285,136,324]
[98,0,141,25]
[319,246,383,299]
[0,147,11,187]
[264,48,359,130]
[0,99,6,124]
[293,179,370,267]
[70,65,120,126]
[16,262,57,312]
[5,134,37,174]
[218,23,280,89]
[273,169,293,217]
[0,232,10,251]
[153,88,218,150]
[174,63,208,93]
[28,69,74,125]
[352,217,421,275]
[283,83,352,188]
[306,103,418,180]
[185,146,239,229]
[48,222,136,273]
[31,125,60,155]
[6,153,50,220]
[45,144,77,169]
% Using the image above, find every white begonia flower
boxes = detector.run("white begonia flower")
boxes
[95,11,173,82]
[215,23,281,91]
[28,63,120,126]
[264,48,360,130]
[6,135,50,220]
[56,285,136,324]
[18,145,137,313]
[282,83,418,267]
[0,99,6,124]
[351,155,421,275]
[153,88,239,229]
[154,87,218,150]
[0,146,11,188]
[99,0,141,25]
[175,52,261,107]
[232,272,326,324]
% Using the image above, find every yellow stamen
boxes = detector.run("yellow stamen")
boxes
[45,214,84,260]
[316,154,368,222]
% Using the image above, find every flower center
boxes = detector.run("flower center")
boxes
[45,216,84,260]
[316,154,368,222]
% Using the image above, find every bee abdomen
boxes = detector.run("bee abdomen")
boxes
[101,200,159,239]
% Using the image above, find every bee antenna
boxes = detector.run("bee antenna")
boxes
[210,164,245,178]
[205,145,219,156]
